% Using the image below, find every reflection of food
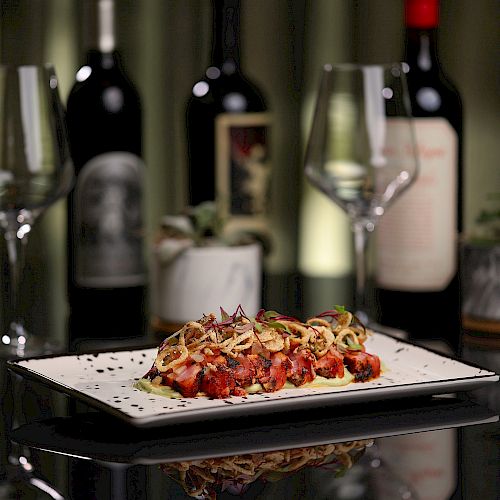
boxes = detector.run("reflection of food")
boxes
[135,306,381,399]
[161,440,373,499]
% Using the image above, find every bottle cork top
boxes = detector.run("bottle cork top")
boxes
[405,0,439,29]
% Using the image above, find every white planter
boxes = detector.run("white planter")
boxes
[462,242,500,321]
[152,242,262,324]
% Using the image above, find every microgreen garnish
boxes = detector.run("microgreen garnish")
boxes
[267,321,289,332]
[314,310,342,320]
[264,310,280,319]
[254,309,297,333]
[203,305,297,336]
[346,337,363,351]
[220,307,230,322]
[204,304,249,331]
[164,304,363,349]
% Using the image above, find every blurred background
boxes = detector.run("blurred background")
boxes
[0,0,498,346]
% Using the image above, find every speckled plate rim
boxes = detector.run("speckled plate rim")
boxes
[7,332,499,428]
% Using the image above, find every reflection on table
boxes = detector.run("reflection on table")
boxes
[4,393,499,500]
[0,274,498,499]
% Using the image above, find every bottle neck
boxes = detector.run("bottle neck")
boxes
[86,49,119,70]
[404,0,440,72]
[211,0,241,74]
[98,0,116,54]
[404,27,440,73]
[84,0,117,70]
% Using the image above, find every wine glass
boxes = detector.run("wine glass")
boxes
[304,63,418,324]
[0,64,72,498]
[0,64,73,359]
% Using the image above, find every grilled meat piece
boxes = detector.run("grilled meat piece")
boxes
[287,349,316,386]
[170,358,205,397]
[260,352,292,392]
[343,351,381,382]
[200,365,236,398]
[229,354,258,388]
[144,365,160,380]
[249,354,272,381]
[314,346,345,379]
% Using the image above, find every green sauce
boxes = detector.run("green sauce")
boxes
[134,378,183,399]
[293,370,354,388]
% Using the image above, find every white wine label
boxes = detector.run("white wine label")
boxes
[74,151,145,288]
[215,112,271,234]
[376,430,457,500]
[376,118,458,291]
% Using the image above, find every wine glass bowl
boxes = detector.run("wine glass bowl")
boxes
[0,64,74,358]
[305,63,418,320]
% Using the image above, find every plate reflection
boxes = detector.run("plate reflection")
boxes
[160,439,373,499]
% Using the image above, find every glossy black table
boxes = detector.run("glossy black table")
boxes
[1,368,498,500]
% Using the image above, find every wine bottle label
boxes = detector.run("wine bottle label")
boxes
[74,152,145,288]
[376,430,457,500]
[215,112,271,234]
[376,118,458,291]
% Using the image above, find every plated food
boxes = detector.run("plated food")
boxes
[136,306,381,399]
[161,439,373,498]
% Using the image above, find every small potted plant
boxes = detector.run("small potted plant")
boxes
[151,202,262,328]
[462,193,500,324]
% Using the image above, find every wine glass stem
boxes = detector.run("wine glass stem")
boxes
[4,229,28,335]
[352,222,370,322]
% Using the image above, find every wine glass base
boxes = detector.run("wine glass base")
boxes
[0,461,64,500]
[0,323,61,359]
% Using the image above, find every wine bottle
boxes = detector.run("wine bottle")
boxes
[186,0,271,237]
[66,0,146,350]
[376,430,458,500]
[375,0,463,352]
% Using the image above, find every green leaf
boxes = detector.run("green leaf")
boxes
[267,321,286,330]
[348,344,363,351]
[346,336,363,350]
[264,310,280,319]
[254,322,263,333]
[347,343,363,351]
[220,307,230,322]
[334,305,346,313]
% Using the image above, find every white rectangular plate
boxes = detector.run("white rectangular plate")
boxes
[8,332,498,427]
